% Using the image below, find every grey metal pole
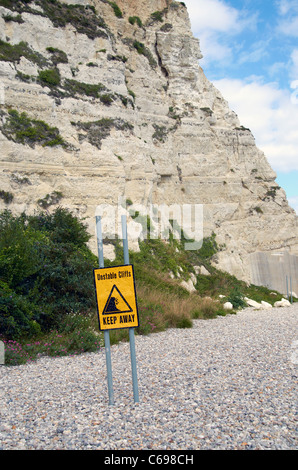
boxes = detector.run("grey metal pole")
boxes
[103,330,114,405]
[0,340,4,365]
[286,275,289,300]
[96,215,104,268]
[290,276,293,304]
[121,215,139,403]
[96,216,114,406]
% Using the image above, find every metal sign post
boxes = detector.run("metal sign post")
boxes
[0,340,4,365]
[121,215,139,403]
[96,216,114,406]
[94,214,139,404]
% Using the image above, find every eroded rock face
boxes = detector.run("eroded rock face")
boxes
[0,0,297,291]
[116,0,169,20]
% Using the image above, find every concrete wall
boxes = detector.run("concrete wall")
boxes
[249,251,298,297]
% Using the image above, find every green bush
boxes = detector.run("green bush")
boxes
[0,1,33,10]
[133,40,146,55]
[198,232,218,259]
[38,68,60,87]
[100,93,114,106]
[0,190,13,204]
[227,287,247,309]
[132,40,157,68]
[0,210,44,287]
[151,11,164,22]
[66,329,100,354]
[71,118,133,149]
[0,208,97,339]
[0,39,48,66]
[30,243,96,329]
[1,324,102,365]
[37,191,63,209]
[2,13,24,23]
[0,281,41,338]
[129,16,142,27]
[108,2,123,18]
[38,1,108,40]
[1,109,67,148]
[64,79,106,98]
[29,206,92,247]
[46,47,68,65]
[0,1,108,40]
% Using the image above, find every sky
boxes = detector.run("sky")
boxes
[183,0,298,214]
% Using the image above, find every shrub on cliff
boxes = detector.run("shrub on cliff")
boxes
[38,68,61,87]
[1,109,68,148]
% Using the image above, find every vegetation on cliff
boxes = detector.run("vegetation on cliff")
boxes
[0,39,49,67]
[0,0,109,39]
[0,109,68,148]
[0,208,286,365]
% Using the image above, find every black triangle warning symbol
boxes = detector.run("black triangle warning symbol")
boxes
[102,285,133,315]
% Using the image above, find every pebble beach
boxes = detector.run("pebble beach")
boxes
[0,304,297,451]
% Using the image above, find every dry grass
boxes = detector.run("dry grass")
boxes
[135,284,224,332]
[102,273,227,345]
[137,284,193,328]
[192,296,226,319]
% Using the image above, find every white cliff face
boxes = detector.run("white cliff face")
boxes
[0,0,297,291]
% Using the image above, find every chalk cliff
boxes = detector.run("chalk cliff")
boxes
[0,0,297,292]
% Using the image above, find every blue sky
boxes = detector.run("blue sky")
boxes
[183,0,298,214]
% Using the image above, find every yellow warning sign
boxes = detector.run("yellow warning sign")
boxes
[93,265,139,331]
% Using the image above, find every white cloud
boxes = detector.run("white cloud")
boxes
[238,40,270,65]
[278,0,291,15]
[289,195,298,213]
[278,15,298,36]
[183,0,298,176]
[290,49,298,79]
[277,0,298,35]
[184,0,241,34]
[277,0,298,15]
[269,60,287,75]
[213,78,298,172]
[183,0,257,65]
[196,30,233,64]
